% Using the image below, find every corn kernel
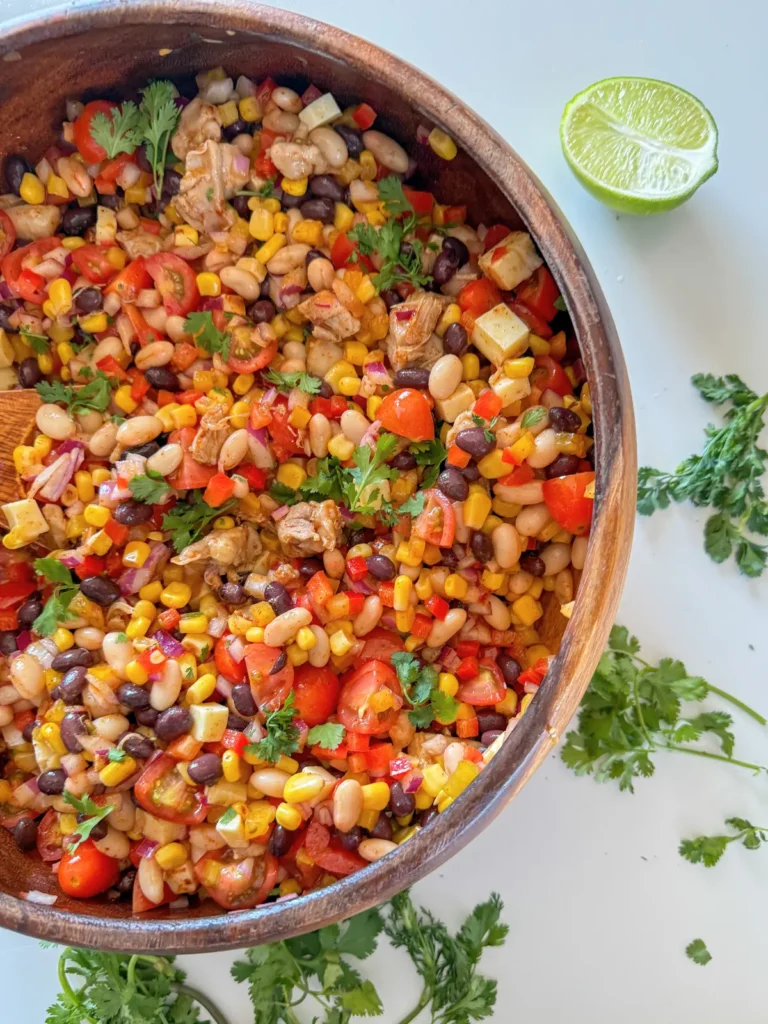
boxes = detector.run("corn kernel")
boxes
[481,569,506,592]
[50,627,74,652]
[328,434,355,460]
[477,449,508,480]
[137,581,162,605]
[334,202,355,232]
[20,172,45,205]
[37,352,54,374]
[255,232,287,264]
[504,356,535,379]
[291,218,324,247]
[293,626,317,652]
[281,176,308,196]
[171,404,197,429]
[122,540,151,568]
[444,573,468,599]
[83,504,110,527]
[196,271,221,297]
[249,206,275,242]
[337,375,360,397]
[124,185,149,205]
[527,578,544,600]
[114,384,138,414]
[421,763,449,798]
[325,359,357,392]
[396,607,415,632]
[359,150,377,180]
[276,462,308,490]
[46,172,69,199]
[186,672,217,704]
[47,277,73,317]
[99,755,138,787]
[126,615,151,639]
[286,643,309,666]
[43,668,62,693]
[343,341,367,367]
[511,595,543,627]
[245,626,265,643]
[155,841,188,871]
[239,96,262,122]
[47,323,75,346]
[461,353,480,380]
[283,771,325,804]
[463,487,492,530]
[221,750,241,783]
[329,630,353,656]
[125,659,149,685]
[428,127,457,161]
[507,432,536,464]
[438,672,459,697]
[436,303,461,337]
[273,212,289,233]
[393,574,413,612]
[229,373,253,398]
[79,312,108,334]
[361,781,390,811]
[247,602,274,629]
[275,802,303,830]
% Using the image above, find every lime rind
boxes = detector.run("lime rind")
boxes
[560,76,719,214]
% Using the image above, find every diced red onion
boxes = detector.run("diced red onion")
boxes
[347,577,374,595]
[339,505,354,521]
[233,151,251,177]
[23,890,58,905]
[244,720,265,743]
[54,438,85,457]
[28,449,83,502]
[364,362,391,386]
[485,647,499,660]
[262,387,277,408]
[301,83,323,105]
[359,419,381,449]
[523,682,540,695]
[395,309,414,321]
[215,676,233,699]
[403,771,424,794]
[416,123,431,145]
[228,636,245,664]
[118,541,169,596]
[154,629,185,658]
[135,838,159,860]
[247,426,275,469]
[13,779,40,806]
[438,646,461,671]
[0,282,14,299]
[381,611,397,630]
[58,551,84,569]
[272,505,290,521]
[16,631,31,650]
[208,616,227,639]
[201,296,224,311]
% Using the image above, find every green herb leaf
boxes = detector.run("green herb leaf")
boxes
[391,652,458,726]
[268,481,299,506]
[20,325,50,354]
[679,816,768,867]
[553,295,567,312]
[36,371,115,415]
[34,557,74,586]
[249,691,300,763]
[183,310,231,363]
[128,467,171,505]
[409,439,447,488]
[162,492,237,553]
[32,559,79,637]
[342,433,398,516]
[139,80,181,195]
[306,722,346,751]
[263,369,323,395]
[298,456,346,505]
[115,632,129,643]
[90,102,143,159]
[62,791,114,852]
[218,806,238,827]
[396,491,426,518]
[107,748,128,763]
[686,939,712,966]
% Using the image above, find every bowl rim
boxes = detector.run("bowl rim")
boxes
[0,0,636,953]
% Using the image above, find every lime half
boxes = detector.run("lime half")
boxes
[560,77,718,213]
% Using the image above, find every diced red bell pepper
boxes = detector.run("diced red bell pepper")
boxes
[456,656,479,681]
[515,266,560,323]
[455,640,480,658]
[125,303,163,347]
[171,343,199,372]
[306,571,334,608]
[403,187,434,216]
[410,613,433,639]
[312,741,348,760]
[0,581,37,610]
[165,734,203,761]
[473,389,503,420]
[13,708,36,733]
[499,464,534,486]
[346,732,370,752]
[457,278,501,318]
[378,580,395,608]
[176,389,205,406]
[456,717,480,738]
[348,752,369,774]
[203,472,236,508]
[95,354,128,381]
[442,205,467,226]
[156,607,181,631]
[483,224,510,251]
[0,609,18,630]
[344,591,365,617]
[220,729,249,755]
[104,518,129,545]
[346,556,368,582]
[365,742,394,776]
[352,103,377,130]
[425,594,449,620]
[130,373,150,403]
[255,77,277,106]
[104,550,123,578]
[464,745,484,763]
[237,464,266,491]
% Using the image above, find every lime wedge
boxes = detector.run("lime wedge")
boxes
[560,77,718,213]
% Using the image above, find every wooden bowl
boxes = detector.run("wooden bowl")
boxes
[0,0,636,952]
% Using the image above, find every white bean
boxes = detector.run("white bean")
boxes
[426,608,467,648]
[555,568,574,604]
[263,607,312,647]
[340,408,370,445]
[94,826,131,861]
[102,632,134,679]
[150,660,182,711]
[571,536,589,571]
[540,542,571,576]
[267,243,310,276]
[429,355,463,401]
[508,571,534,596]
[263,108,300,134]
[526,428,559,468]
[73,627,105,651]
[92,714,130,741]
[218,429,249,471]
[515,503,552,537]
[322,548,346,580]
[492,523,521,569]
[358,838,397,862]
[332,779,363,832]
[233,133,254,155]
[220,265,261,301]
[105,792,136,831]
[362,130,409,173]
[249,768,290,799]
[309,126,348,168]
[307,625,330,667]
[10,653,44,700]
[138,854,164,906]
[0,684,19,705]
[271,86,303,113]
[307,257,335,292]
[56,156,93,198]
[147,443,183,477]
[76,409,104,434]
[494,480,545,505]
[283,341,307,361]
[135,341,174,370]
[36,403,75,441]
[484,595,511,631]
[91,337,122,365]
[88,421,118,457]
[116,415,163,448]
[166,315,189,343]
[309,413,331,457]
[0,706,12,727]
[443,742,466,777]
[353,595,383,637]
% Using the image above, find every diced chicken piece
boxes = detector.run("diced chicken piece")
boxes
[385,292,446,371]
[188,403,230,465]
[297,291,360,343]
[116,228,163,260]
[268,140,326,180]
[171,97,222,160]
[433,383,476,424]
[269,561,301,588]
[174,141,251,234]
[472,303,530,367]
[172,525,263,572]
[276,500,343,558]
[489,365,532,409]
[478,231,543,291]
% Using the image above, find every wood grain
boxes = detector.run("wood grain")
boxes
[0,1,637,953]
[0,390,41,506]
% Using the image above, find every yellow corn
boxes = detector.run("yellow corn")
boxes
[463,487,492,530]
[492,499,522,519]
[329,630,353,656]
[275,802,303,830]
[126,615,151,639]
[527,578,544,599]
[196,272,221,297]
[245,626,265,643]
[139,580,163,603]
[160,582,192,609]
[325,359,357,392]
[511,595,543,627]
[171,404,197,429]
[444,573,468,600]
[51,628,74,652]
[393,574,413,612]
[359,150,377,180]
[328,434,355,460]
[36,352,54,375]
[99,755,138,787]
[436,303,461,337]
[428,128,457,160]
[122,540,151,568]
[334,202,355,232]
[291,626,316,653]
[249,206,274,241]
[421,764,449,798]
[245,800,277,838]
[73,470,95,503]
[221,750,241,783]
[46,173,69,199]
[125,659,149,685]
[46,277,73,317]
[461,353,480,380]
[438,672,459,697]
[84,504,110,527]
[255,232,287,264]
[186,673,217,705]
[239,96,261,122]
[338,376,361,397]
[277,463,307,490]
[250,601,275,627]
[504,356,535,379]
[506,432,536,464]
[0,780,13,803]
[477,450,507,479]
[283,772,325,804]
[47,323,75,345]
[43,669,62,693]
[79,312,107,333]
[361,782,390,811]
[481,570,506,593]
[495,690,518,717]
[114,385,138,414]
[20,172,45,204]
[155,842,188,871]
[396,608,415,632]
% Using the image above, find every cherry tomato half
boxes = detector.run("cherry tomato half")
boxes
[244,642,295,712]
[533,354,572,397]
[0,210,16,260]
[542,471,595,536]
[215,633,247,684]
[515,266,560,323]
[456,658,506,707]
[104,255,151,301]
[412,488,456,548]
[292,664,340,728]
[73,100,117,164]
[71,244,116,286]
[36,808,65,862]
[134,753,207,824]
[360,626,405,665]
[1,237,60,302]
[145,252,200,318]
[457,278,501,318]
[378,388,434,442]
[337,659,403,736]
[58,840,120,899]
[194,849,278,910]
[228,324,279,374]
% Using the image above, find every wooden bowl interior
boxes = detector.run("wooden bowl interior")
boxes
[0,3,636,952]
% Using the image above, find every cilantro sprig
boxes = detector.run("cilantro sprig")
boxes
[183,310,231,363]
[391,651,459,727]
[561,625,768,792]
[162,492,237,552]
[20,325,50,354]
[306,722,346,751]
[246,691,300,763]
[128,467,171,505]
[685,939,712,966]
[90,102,144,160]
[62,791,115,852]
[409,439,447,489]
[32,558,80,637]
[263,369,323,395]
[139,80,181,194]
[638,373,768,576]
[342,433,398,516]
[679,816,768,868]
[36,371,115,415]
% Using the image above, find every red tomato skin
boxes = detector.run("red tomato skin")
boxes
[1,237,60,300]
[292,664,340,727]
[58,840,120,898]
[507,299,553,340]
[457,278,501,318]
[542,471,595,536]
[456,658,506,706]
[360,627,405,664]
[145,253,199,317]
[194,850,278,910]
[0,210,16,260]
[36,808,65,862]
[71,244,115,285]
[215,634,247,684]
[132,879,175,913]
[377,388,434,441]
[337,659,402,736]
[515,266,560,323]
[73,100,115,163]
[104,256,151,301]
[412,489,456,548]
[244,642,295,711]
[134,754,207,824]
[483,224,510,252]
[534,354,572,396]
[313,842,369,876]
[228,337,278,374]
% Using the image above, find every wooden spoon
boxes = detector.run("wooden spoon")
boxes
[0,389,42,506]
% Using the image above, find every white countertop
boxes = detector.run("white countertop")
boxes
[1,0,766,1020]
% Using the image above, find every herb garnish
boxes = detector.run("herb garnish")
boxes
[19,325,49,354]
[638,373,768,576]
[391,651,459,727]
[410,439,447,488]
[246,691,300,763]
[521,406,547,429]
[62,791,115,852]
[685,939,712,966]
[553,295,567,312]
[32,558,80,637]
[306,722,346,751]
[90,102,144,159]
[183,310,231,362]
[128,467,171,505]
[139,80,182,195]
[162,492,237,552]
[679,816,768,868]
[36,371,115,415]
[263,368,323,395]
[342,432,399,516]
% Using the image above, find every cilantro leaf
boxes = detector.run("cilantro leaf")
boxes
[20,325,49,354]
[90,102,143,159]
[139,80,181,194]
[376,176,414,216]
[129,467,171,505]
[307,722,346,751]
[409,439,447,488]
[298,456,346,505]
[553,295,567,312]
[248,691,300,763]
[685,939,712,966]
[396,491,426,518]
[269,481,299,506]
[34,557,74,586]
[392,652,458,726]
[32,559,79,637]
[263,369,323,395]
[183,310,231,363]
[679,817,768,867]
[107,748,128,763]
[342,433,398,516]
[36,371,115,415]
[162,492,236,552]
[62,791,114,852]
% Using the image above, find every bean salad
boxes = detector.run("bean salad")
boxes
[0,67,594,912]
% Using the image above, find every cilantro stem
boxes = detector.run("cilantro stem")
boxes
[58,953,99,1024]
[705,684,767,726]
[396,986,431,1024]
[171,982,230,1024]
[665,745,768,774]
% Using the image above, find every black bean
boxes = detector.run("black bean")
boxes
[440,548,459,569]
[481,730,503,747]
[389,781,415,817]
[154,706,192,741]
[18,358,43,388]
[437,467,469,501]
[61,206,97,237]
[13,816,39,852]
[22,718,39,742]
[380,288,400,311]
[470,530,494,562]
[188,753,222,785]
[419,807,439,829]
[79,575,121,607]
[300,196,335,223]
[547,406,580,433]
[442,322,468,357]
[248,298,276,324]
[219,582,247,605]
[113,500,154,527]
[461,463,480,483]
[520,551,546,577]
[51,648,94,672]
[0,306,14,332]
[73,285,102,313]
[77,812,107,841]
[98,193,121,210]
[17,597,41,630]
[336,825,363,849]
[58,665,88,704]
[334,123,363,157]
[477,711,507,734]
[117,682,151,709]
[309,174,345,202]
[124,441,160,459]
[394,367,430,389]
[122,733,155,760]
[442,236,469,266]
[37,769,67,795]
[162,169,183,198]
[270,651,288,675]
[265,581,293,616]
[232,195,250,218]
[0,631,18,656]
[5,154,29,195]
[347,527,374,548]
[368,815,394,841]
[61,711,88,752]
[497,654,521,686]
[145,366,180,391]
[223,118,249,141]
[298,557,324,582]
[431,249,460,287]
[318,380,333,399]
[366,553,396,581]
[269,824,294,857]
[227,712,249,732]
[391,450,417,471]
[455,428,494,457]
[135,706,159,728]
[546,454,581,478]
[117,868,137,895]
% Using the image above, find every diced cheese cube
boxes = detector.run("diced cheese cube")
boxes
[166,861,198,895]
[189,703,229,743]
[299,92,342,131]
[479,231,543,291]
[207,781,249,805]
[489,366,532,407]
[1,498,49,538]
[215,807,247,847]
[472,304,530,366]
[434,383,476,423]
[95,205,117,245]
[140,811,188,846]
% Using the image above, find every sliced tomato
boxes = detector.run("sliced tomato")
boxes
[36,808,65,862]
[145,253,200,318]
[304,820,331,860]
[483,224,510,252]
[507,298,553,340]
[215,633,247,684]
[377,388,434,441]
[515,267,560,323]
[134,753,207,824]
[58,840,120,898]
[292,664,340,728]
[456,658,506,706]
[0,210,16,260]
[1,237,60,302]
[227,324,278,374]
[542,471,595,536]
[402,188,434,216]
[132,879,175,913]
[104,255,151,301]
[194,849,278,910]
[73,100,117,163]
[244,642,295,712]
[97,152,136,185]
[71,244,115,286]
[412,488,456,548]
[0,804,33,829]
[337,659,403,736]
[268,403,303,455]
[0,580,36,610]
[533,354,572,396]
[167,452,217,491]
[313,842,368,877]
[457,278,501,318]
